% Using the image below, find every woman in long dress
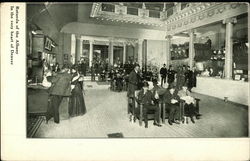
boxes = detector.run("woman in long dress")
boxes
[68,66,87,117]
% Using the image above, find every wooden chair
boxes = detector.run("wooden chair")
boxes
[127,96,136,122]
[160,101,184,124]
[161,98,201,124]
[134,99,162,126]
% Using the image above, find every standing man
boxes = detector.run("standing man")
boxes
[127,64,140,122]
[91,65,95,81]
[167,65,176,87]
[46,65,72,124]
[127,64,140,98]
[185,66,193,92]
[205,36,212,48]
[160,64,167,87]
[80,59,87,76]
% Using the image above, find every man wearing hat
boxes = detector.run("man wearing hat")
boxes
[160,64,167,87]
[137,81,161,128]
[151,79,167,100]
[162,84,181,125]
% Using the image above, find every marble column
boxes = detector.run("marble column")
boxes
[75,37,84,64]
[138,39,143,67]
[89,40,93,67]
[123,42,126,64]
[188,29,195,67]
[223,17,237,79]
[70,34,76,64]
[166,35,172,68]
[79,38,83,61]
[108,39,114,66]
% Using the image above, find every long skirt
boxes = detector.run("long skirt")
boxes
[68,85,87,117]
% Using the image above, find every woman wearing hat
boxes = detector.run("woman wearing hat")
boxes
[68,66,87,117]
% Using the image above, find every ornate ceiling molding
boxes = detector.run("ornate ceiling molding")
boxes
[90,3,247,35]
[90,3,165,27]
[165,3,247,35]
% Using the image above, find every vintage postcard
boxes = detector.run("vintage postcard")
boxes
[1,2,249,161]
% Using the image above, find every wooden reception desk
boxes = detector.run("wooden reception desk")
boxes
[192,77,248,106]
[27,84,49,115]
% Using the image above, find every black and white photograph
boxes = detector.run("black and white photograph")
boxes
[25,2,249,138]
[1,2,249,161]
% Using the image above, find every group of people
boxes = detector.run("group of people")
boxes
[45,64,87,124]
[127,64,201,128]
[160,64,198,92]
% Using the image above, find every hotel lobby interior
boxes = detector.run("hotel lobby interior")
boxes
[26,2,249,138]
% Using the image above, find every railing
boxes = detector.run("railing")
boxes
[99,3,192,20]
[127,7,138,15]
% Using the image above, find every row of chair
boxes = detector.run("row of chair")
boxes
[128,96,201,126]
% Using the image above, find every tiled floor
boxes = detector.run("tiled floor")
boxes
[34,82,249,138]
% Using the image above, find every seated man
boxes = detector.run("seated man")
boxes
[151,79,167,103]
[162,85,181,125]
[178,85,201,123]
[136,81,161,128]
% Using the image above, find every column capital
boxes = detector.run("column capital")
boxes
[187,29,195,36]
[75,35,81,40]
[138,39,144,44]
[223,17,237,24]
[108,37,114,42]
[89,40,94,43]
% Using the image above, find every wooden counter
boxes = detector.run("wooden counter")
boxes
[27,85,49,115]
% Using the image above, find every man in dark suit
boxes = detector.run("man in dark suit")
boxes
[46,65,72,123]
[205,36,212,48]
[127,64,140,98]
[80,60,87,76]
[185,66,194,92]
[162,85,181,125]
[137,82,161,128]
[167,65,176,87]
[160,64,167,87]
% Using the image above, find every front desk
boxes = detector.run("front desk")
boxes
[192,77,249,106]
[27,85,49,115]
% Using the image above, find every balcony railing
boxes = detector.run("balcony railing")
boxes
[149,10,160,18]
[127,7,138,15]
[99,3,191,20]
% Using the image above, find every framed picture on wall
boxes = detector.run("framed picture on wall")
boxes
[44,36,52,51]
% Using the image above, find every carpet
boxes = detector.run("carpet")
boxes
[27,115,44,138]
